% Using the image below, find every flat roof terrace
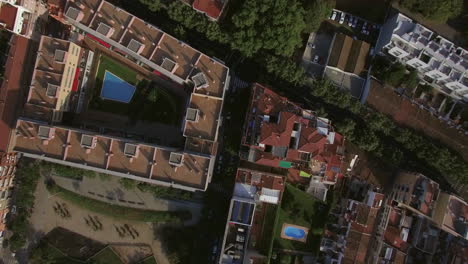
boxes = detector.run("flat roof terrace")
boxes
[193,55,228,98]
[90,1,132,42]
[65,131,110,168]
[66,0,101,26]
[28,70,62,109]
[119,18,163,59]
[22,103,54,122]
[36,37,70,74]
[107,141,155,178]
[151,35,201,80]
[152,149,210,188]
[184,94,222,141]
[14,121,67,160]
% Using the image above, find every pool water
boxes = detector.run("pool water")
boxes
[100,71,136,103]
[284,226,306,239]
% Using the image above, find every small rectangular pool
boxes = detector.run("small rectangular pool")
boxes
[100,71,136,103]
[280,223,309,243]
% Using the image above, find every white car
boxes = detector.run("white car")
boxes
[339,14,345,24]
[330,11,337,20]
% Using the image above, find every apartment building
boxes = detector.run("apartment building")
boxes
[432,192,467,240]
[22,36,83,123]
[390,172,440,218]
[219,166,287,264]
[376,13,468,101]
[368,171,467,264]
[241,83,344,200]
[10,0,230,192]
[0,0,33,38]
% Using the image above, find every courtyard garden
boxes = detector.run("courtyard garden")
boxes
[89,55,183,126]
[272,184,329,253]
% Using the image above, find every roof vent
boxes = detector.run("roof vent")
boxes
[191,72,208,89]
[38,126,54,139]
[185,108,199,122]
[96,22,113,37]
[169,152,184,167]
[46,83,59,98]
[80,134,96,149]
[124,143,139,157]
[65,7,83,21]
[161,57,178,73]
[54,50,66,63]
[127,39,144,54]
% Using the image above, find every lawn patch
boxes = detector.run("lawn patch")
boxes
[273,184,328,253]
[46,181,191,223]
[90,55,183,126]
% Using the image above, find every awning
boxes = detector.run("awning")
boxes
[279,161,292,168]
[299,171,311,178]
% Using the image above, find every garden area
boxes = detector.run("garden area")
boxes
[46,181,191,223]
[90,55,183,126]
[272,184,328,253]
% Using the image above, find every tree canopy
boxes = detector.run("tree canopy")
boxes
[230,0,306,57]
[399,0,463,22]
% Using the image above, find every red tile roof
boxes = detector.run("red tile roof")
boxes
[384,226,409,252]
[0,35,29,153]
[192,0,225,20]
[0,4,18,31]
[236,168,285,193]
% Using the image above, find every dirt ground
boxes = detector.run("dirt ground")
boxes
[28,178,170,264]
[366,79,468,161]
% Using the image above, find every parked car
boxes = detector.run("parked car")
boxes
[330,11,337,20]
[339,14,345,24]
[348,16,354,27]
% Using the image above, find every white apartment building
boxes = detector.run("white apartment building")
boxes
[376,13,468,101]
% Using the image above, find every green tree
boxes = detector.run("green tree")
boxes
[303,0,335,32]
[335,118,356,140]
[384,63,406,86]
[230,0,306,57]
[399,0,463,22]
[139,0,162,12]
[404,69,419,89]
[119,178,136,190]
[264,55,306,85]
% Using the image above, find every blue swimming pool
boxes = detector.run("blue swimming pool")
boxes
[284,226,306,239]
[100,71,136,103]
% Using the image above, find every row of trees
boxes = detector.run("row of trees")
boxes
[7,160,42,251]
[310,79,468,188]
[140,0,333,58]
[46,181,191,223]
[399,0,463,22]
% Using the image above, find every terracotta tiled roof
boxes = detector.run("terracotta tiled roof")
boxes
[0,35,29,152]
[192,0,224,20]
[384,226,409,252]
[0,4,18,31]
